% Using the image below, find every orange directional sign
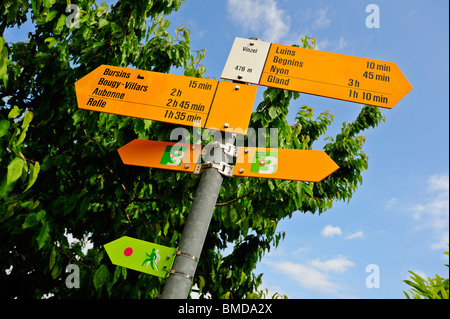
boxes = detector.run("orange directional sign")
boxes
[117,139,201,173]
[233,147,339,182]
[75,64,257,132]
[221,37,412,109]
[118,139,339,182]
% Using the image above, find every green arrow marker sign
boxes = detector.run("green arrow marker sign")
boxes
[104,236,177,278]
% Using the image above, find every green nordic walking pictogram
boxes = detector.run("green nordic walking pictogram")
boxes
[142,248,160,271]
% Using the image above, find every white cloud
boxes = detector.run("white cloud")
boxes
[226,0,290,43]
[427,174,449,193]
[268,261,340,295]
[316,36,349,52]
[346,231,364,240]
[321,225,342,237]
[411,174,449,242]
[385,197,398,209]
[310,256,355,273]
[336,36,349,50]
[265,255,355,296]
[430,231,449,251]
[389,173,449,251]
[312,7,332,29]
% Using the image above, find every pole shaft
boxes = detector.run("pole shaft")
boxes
[161,133,234,299]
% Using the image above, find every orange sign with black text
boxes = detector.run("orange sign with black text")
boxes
[75,65,257,132]
[221,37,412,109]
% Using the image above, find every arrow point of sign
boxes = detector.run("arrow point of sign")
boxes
[234,148,339,182]
[387,62,413,109]
[104,236,128,265]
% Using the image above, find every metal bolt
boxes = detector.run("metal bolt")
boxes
[250,41,255,46]
[234,85,240,90]
[184,164,190,169]
[191,145,196,150]
[244,148,249,153]
[239,168,244,174]
[224,123,230,128]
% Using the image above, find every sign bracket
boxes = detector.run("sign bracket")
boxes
[201,140,239,158]
[194,161,235,177]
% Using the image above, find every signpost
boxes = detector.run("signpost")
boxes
[75,64,257,132]
[104,236,177,278]
[221,37,412,109]
[76,29,412,298]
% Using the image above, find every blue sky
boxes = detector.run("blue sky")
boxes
[4,1,448,299]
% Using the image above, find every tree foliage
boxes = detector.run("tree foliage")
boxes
[1,0,385,299]
[403,249,449,299]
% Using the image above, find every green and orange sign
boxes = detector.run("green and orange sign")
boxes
[234,147,339,182]
[117,139,339,183]
[117,139,201,173]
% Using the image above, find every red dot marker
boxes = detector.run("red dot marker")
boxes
[124,247,133,256]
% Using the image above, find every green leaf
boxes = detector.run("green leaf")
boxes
[230,208,238,223]
[16,115,32,146]
[268,89,278,102]
[22,111,33,128]
[439,286,448,299]
[93,264,110,291]
[49,246,57,270]
[7,157,25,185]
[268,107,279,119]
[36,221,50,250]
[429,286,441,299]
[198,275,205,293]
[22,213,39,228]
[403,280,427,295]
[45,10,59,23]
[302,183,313,198]
[239,271,247,285]
[24,161,40,192]
[30,0,37,12]
[63,193,78,215]
[44,37,57,48]
[8,105,21,119]
[99,18,108,28]
[0,119,10,137]
[112,266,121,286]
[55,14,66,34]
[43,0,56,9]
[163,220,170,236]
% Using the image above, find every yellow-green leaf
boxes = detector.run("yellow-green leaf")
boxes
[7,157,25,185]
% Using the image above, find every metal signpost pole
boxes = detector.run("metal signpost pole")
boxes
[160,133,235,299]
